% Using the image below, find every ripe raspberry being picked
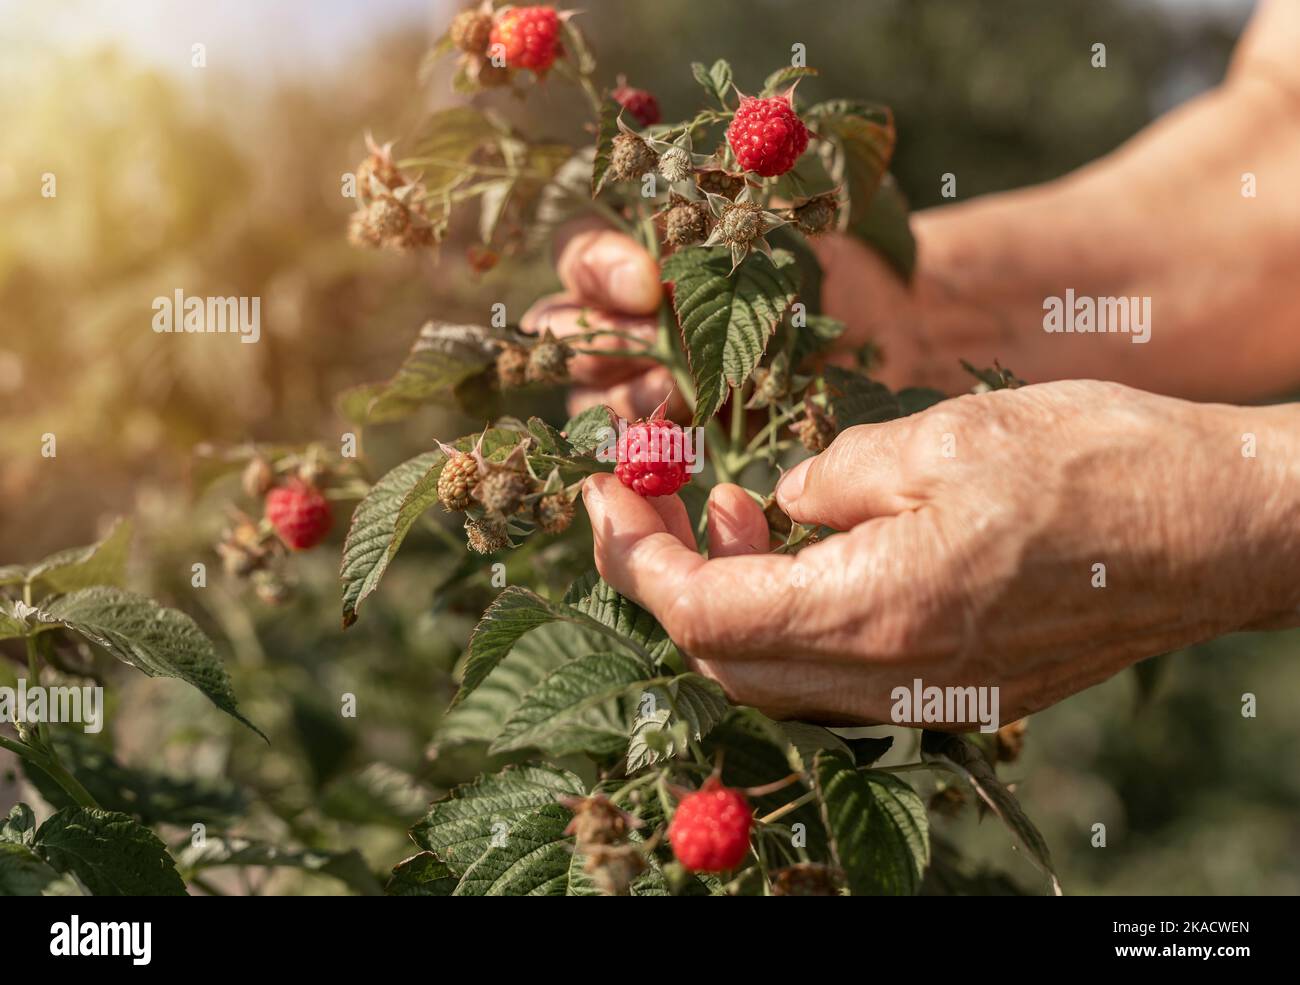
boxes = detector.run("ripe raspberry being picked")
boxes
[265,479,332,551]
[613,397,695,498]
[668,777,753,873]
[726,90,810,177]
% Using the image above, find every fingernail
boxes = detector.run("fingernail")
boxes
[775,460,809,506]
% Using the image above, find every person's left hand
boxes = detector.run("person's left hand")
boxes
[581,380,1300,727]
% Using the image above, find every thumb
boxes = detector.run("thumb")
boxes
[556,222,661,316]
[774,422,918,530]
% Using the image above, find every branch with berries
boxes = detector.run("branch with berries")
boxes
[328,3,1059,897]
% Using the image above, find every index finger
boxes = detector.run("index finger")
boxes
[582,473,881,663]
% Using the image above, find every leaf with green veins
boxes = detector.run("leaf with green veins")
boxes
[812,105,894,208]
[491,651,649,756]
[0,842,70,896]
[175,837,383,895]
[849,172,916,280]
[319,763,430,828]
[337,321,500,425]
[0,518,131,595]
[563,570,676,663]
[921,731,1062,895]
[454,585,658,708]
[410,764,585,877]
[562,405,615,455]
[590,98,621,197]
[626,673,731,771]
[34,588,263,739]
[0,602,27,640]
[35,808,186,897]
[406,105,503,193]
[898,386,947,416]
[814,750,929,896]
[692,59,732,107]
[0,804,36,846]
[823,364,903,427]
[339,450,442,629]
[438,622,590,748]
[776,721,853,771]
[386,853,458,896]
[761,65,818,96]
[663,247,801,425]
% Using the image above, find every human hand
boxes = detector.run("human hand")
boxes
[520,220,676,422]
[581,380,1300,726]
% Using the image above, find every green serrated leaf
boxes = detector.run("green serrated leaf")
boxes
[921,731,1062,895]
[0,842,70,896]
[823,364,902,427]
[898,386,947,415]
[386,852,458,896]
[339,321,499,425]
[0,804,36,847]
[590,99,621,197]
[850,172,916,280]
[339,451,442,629]
[438,622,587,748]
[761,65,818,97]
[36,807,186,896]
[35,588,263,739]
[406,106,502,193]
[563,571,676,663]
[492,651,649,756]
[176,837,382,895]
[319,763,430,827]
[454,586,655,708]
[663,247,801,425]
[0,518,131,595]
[562,405,615,455]
[0,602,27,640]
[411,764,585,878]
[814,750,929,896]
[627,673,730,771]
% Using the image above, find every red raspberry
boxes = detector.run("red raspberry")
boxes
[265,480,332,550]
[668,778,753,872]
[489,6,562,74]
[614,417,693,498]
[726,93,809,177]
[612,83,661,127]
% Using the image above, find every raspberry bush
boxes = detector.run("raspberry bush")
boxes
[0,2,1061,898]
[326,3,1065,897]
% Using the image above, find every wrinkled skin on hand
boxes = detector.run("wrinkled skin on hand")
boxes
[582,381,1300,727]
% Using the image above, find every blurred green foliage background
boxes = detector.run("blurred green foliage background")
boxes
[4,0,1294,895]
